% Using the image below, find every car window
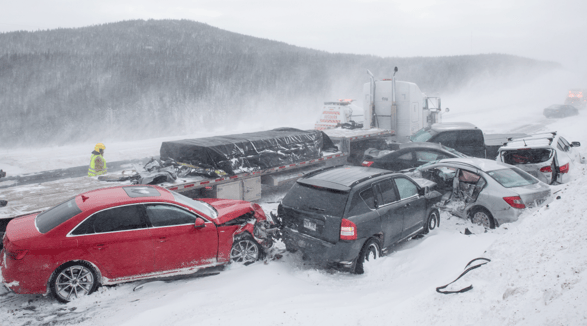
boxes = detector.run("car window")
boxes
[397,151,413,161]
[486,168,538,188]
[146,204,198,227]
[501,149,553,164]
[347,188,375,216]
[394,178,419,199]
[36,198,82,234]
[559,137,571,152]
[415,150,448,163]
[457,130,484,147]
[281,183,348,217]
[458,169,481,183]
[431,131,458,147]
[373,179,398,205]
[72,205,147,235]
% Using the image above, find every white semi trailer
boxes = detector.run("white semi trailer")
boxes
[363,68,442,142]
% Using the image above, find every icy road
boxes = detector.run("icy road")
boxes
[1,101,587,325]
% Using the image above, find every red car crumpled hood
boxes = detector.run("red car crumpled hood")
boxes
[198,198,266,225]
[4,213,41,245]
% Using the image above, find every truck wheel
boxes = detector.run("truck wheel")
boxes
[470,207,495,229]
[353,238,381,275]
[50,261,98,303]
[230,234,261,264]
[423,209,440,234]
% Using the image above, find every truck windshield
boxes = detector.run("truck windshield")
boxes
[500,149,553,164]
[281,183,349,217]
[486,168,538,188]
[410,128,437,142]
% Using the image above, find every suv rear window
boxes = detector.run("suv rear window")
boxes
[281,183,348,217]
[36,198,82,233]
[486,168,538,188]
[501,149,553,164]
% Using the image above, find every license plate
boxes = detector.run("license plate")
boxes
[303,219,316,231]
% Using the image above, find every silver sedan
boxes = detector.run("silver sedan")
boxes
[408,158,552,228]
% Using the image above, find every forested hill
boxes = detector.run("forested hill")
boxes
[0,19,559,147]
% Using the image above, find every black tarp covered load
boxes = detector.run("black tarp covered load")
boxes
[160,128,338,175]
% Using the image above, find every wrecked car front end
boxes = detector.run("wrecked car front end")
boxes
[198,198,280,261]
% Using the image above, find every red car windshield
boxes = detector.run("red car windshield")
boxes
[172,191,218,219]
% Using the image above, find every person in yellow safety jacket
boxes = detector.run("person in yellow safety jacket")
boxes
[88,143,107,176]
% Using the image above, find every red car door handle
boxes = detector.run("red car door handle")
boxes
[158,237,167,243]
[95,244,106,250]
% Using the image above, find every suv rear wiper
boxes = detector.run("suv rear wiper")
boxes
[308,206,325,212]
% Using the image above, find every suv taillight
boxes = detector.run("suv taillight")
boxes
[559,163,570,174]
[503,196,525,209]
[340,219,357,240]
[539,166,552,172]
[362,161,374,167]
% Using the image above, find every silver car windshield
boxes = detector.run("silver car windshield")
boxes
[172,191,218,219]
[486,168,538,188]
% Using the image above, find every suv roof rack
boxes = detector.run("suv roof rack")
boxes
[350,171,395,188]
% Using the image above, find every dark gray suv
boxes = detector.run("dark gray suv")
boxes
[277,166,441,274]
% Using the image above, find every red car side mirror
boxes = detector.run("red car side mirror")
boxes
[195,218,206,229]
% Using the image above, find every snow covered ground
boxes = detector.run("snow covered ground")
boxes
[2,74,587,325]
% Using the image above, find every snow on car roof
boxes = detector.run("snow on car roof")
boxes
[75,185,173,211]
[437,157,510,171]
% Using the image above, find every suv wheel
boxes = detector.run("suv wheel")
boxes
[423,209,440,234]
[353,238,381,275]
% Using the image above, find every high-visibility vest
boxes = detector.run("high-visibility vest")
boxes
[88,154,107,176]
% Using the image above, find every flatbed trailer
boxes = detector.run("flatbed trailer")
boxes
[0,128,393,232]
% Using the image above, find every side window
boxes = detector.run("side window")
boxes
[397,151,413,162]
[72,205,147,235]
[458,130,484,147]
[373,179,398,205]
[431,132,458,147]
[415,150,447,163]
[146,204,198,227]
[558,137,570,152]
[347,188,375,216]
[360,188,376,210]
[394,178,419,199]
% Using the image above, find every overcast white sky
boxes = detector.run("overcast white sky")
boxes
[1,0,586,72]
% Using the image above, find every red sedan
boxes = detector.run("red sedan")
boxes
[1,185,268,302]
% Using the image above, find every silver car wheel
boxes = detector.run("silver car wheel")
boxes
[54,265,95,302]
[472,211,491,229]
[230,238,259,263]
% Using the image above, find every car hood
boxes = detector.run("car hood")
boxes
[198,198,265,225]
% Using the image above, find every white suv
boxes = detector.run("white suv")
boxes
[496,132,584,184]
